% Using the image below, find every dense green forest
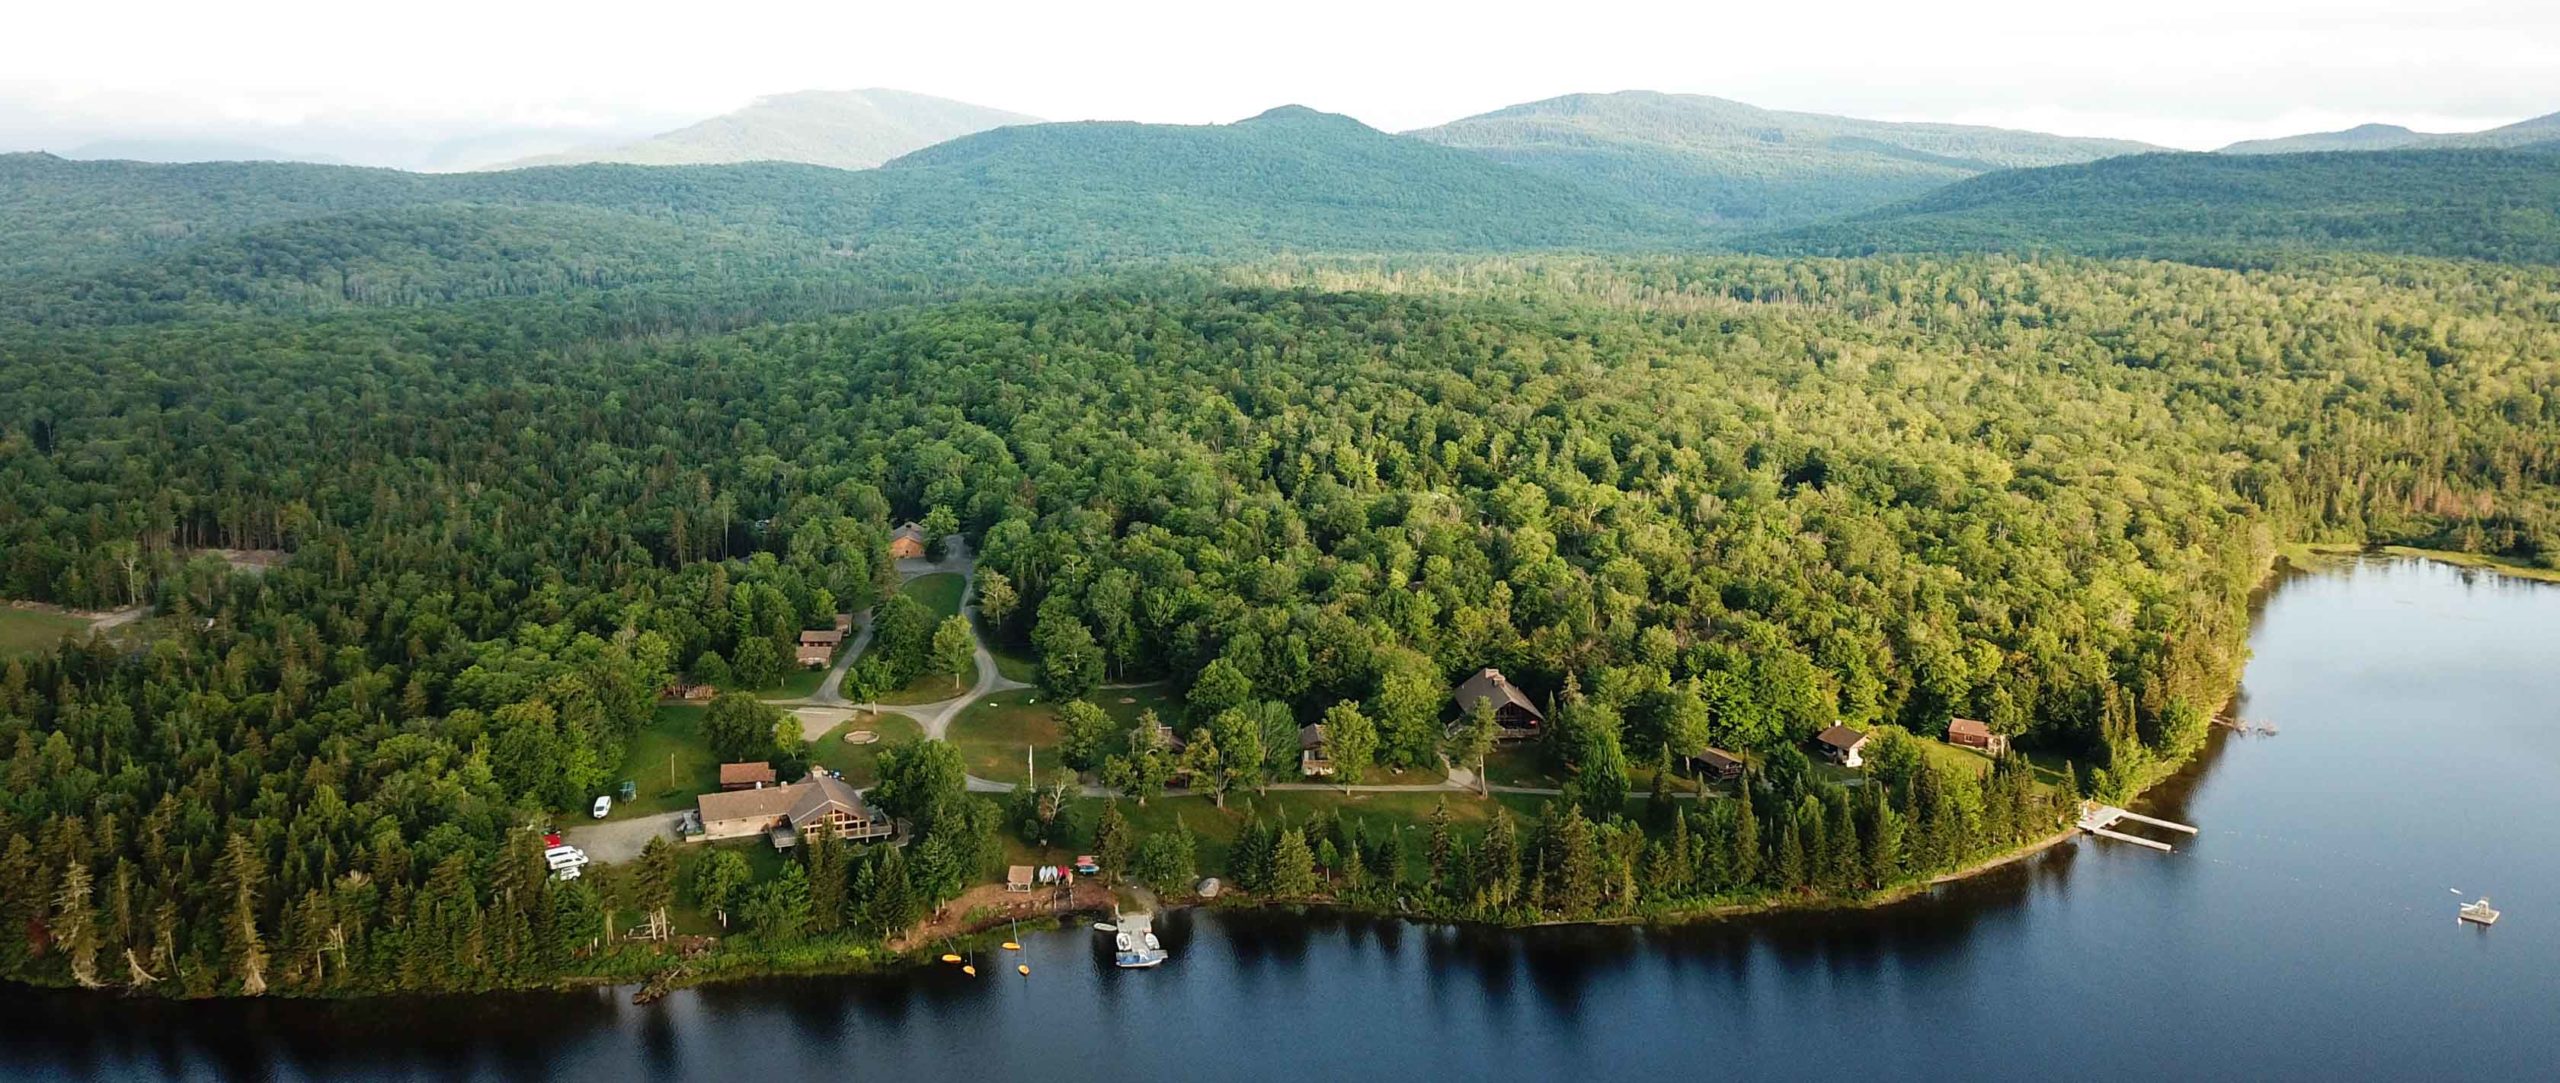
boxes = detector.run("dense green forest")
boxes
[1751,147,2560,264]
[3,243,2556,995]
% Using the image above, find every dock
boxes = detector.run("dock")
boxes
[2078,803,2197,852]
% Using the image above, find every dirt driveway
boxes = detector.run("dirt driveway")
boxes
[562,811,686,864]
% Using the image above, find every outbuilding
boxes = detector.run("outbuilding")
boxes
[1946,717,2009,755]
[1816,724,1869,768]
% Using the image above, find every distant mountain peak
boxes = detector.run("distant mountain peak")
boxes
[1239,104,1365,127]
[492,88,1039,172]
[1408,89,2158,231]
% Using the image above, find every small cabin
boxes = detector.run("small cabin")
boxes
[1454,667,1544,741]
[799,628,844,649]
[1688,747,1745,783]
[1298,723,1333,777]
[1006,865,1036,893]
[889,521,928,559]
[1816,724,1868,768]
[1946,717,2009,755]
[796,642,833,668]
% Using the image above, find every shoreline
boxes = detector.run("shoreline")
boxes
[20,542,2549,1003]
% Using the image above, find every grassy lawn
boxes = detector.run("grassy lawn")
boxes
[985,634,1038,683]
[900,572,966,620]
[875,659,976,706]
[759,663,830,701]
[950,690,1063,786]
[1480,746,1562,788]
[604,705,721,819]
[1093,683,1178,726]
[808,711,924,787]
[0,607,90,657]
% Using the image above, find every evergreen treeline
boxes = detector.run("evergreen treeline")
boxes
[1210,743,2065,922]
[1750,147,2560,264]
[1,253,2554,995]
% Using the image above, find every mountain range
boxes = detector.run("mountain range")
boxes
[2219,110,2560,154]
[495,89,1040,171]
[1407,91,2158,231]
[1750,145,2560,264]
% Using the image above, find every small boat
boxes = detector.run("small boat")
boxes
[2459,897,2500,926]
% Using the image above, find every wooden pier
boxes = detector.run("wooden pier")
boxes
[2077,803,2198,852]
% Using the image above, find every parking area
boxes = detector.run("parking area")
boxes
[562,810,687,864]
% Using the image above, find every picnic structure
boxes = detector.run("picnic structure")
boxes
[663,681,718,702]
[1454,667,1544,741]
[692,773,893,849]
[1945,717,2009,755]
[718,761,777,790]
[889,521,928,559]
[1816,724,1869,768]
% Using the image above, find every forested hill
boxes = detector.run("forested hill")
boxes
[863,106,1688,256]
[1407,91,2156,231]
[2219,109,2560,154]
[1745,147,2560,264]
[0,113,1693,325]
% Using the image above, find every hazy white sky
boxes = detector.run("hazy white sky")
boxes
[8,0,2557,159]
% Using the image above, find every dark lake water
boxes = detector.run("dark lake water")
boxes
[6,557,2557,1081]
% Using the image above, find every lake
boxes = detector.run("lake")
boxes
[4,557,2555,1080]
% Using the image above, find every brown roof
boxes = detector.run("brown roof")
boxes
[1817,724,1867,750]
[1454,667,1542,721]
[696,783,799,826]
[1298,723,1327,752]
[796,643,833,665]
[783,773,870,827]
[1006,865,1036,887]
[892,521,926,543]
[696,774,873,828]
[1947,717,1992,740]
[799,628,844,647]
[719,762,776,787]
[1695,748,1744,770]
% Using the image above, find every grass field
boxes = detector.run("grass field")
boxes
[605,705,722,819]
[0,608,89,657]
[984,634,1038,683]
[950,690,1063,785]
[860,572,976,704]
[875,659,977,705]
[762,663,830,700]
[808,711,923,787]
[901,573,966,621]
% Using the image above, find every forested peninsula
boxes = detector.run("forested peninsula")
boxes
[4,248,2554,998]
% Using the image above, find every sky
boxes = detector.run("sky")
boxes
[6,0,2556,167]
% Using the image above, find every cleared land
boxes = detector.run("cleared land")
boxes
[0,607,91,657]
[606,705,722,819]
[950,690,1063,785]
[808,711,924,787]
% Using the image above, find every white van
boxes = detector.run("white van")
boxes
[544,845,588,871]
[591,795,612,819]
